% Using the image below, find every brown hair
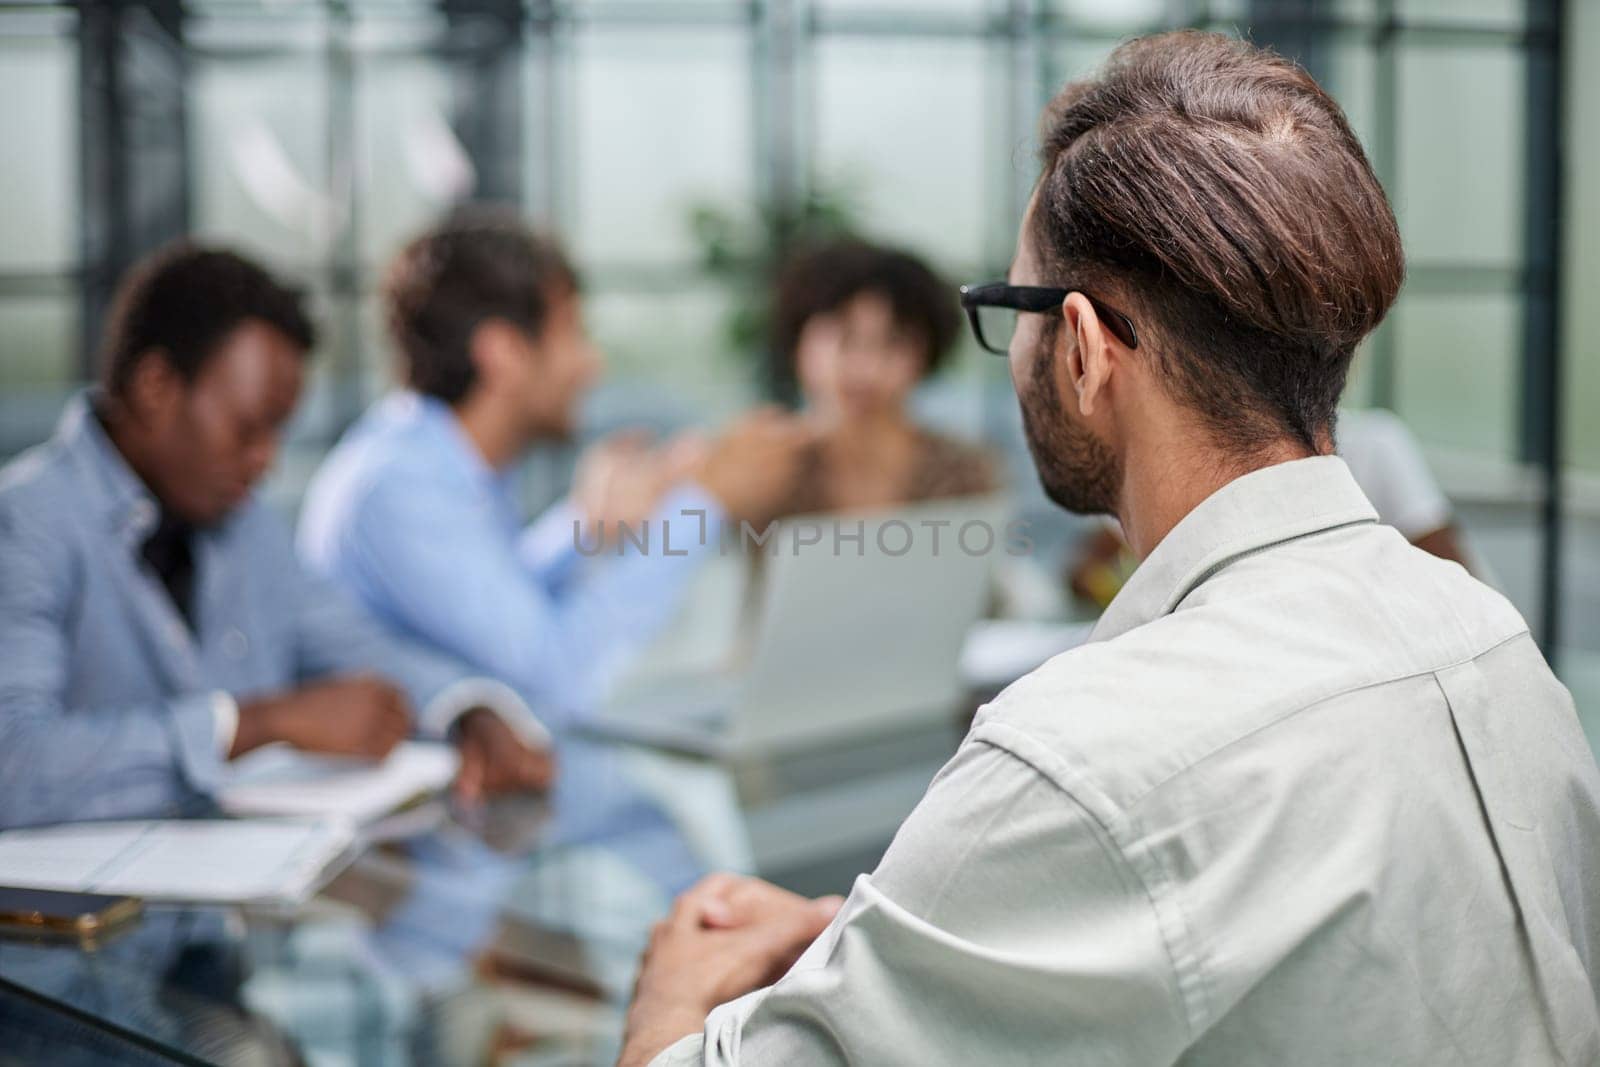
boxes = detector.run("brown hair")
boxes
[770,238,960,399]
[1031,31,1404,454]
[385,205,578,405]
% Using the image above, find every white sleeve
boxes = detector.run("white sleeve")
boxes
[421,677,551,749]
[1339,410,1453,541]
[212,690,239,757]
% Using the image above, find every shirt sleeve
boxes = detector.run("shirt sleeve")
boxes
[329,473,724,725]
[662,739,1191,1065]
[282,518,548,746]
[211,691,239,757]
[420,676,550,747]
[518,496,587,594]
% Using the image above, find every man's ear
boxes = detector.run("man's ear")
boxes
[123,350,184,421]
[470,318,530,388]
[1062,292,1114,418]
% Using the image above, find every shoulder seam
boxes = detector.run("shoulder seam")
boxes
[917,740,1047,921]
[970,725,1208,1041]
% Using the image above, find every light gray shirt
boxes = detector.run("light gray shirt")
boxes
[659,456,1600,1066]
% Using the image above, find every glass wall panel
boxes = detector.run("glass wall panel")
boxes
[1398,0,1525,29]
[568,27,752,270]
[0,296,81,455]
[1322,39,1380,156]
[810,36,990,272]
[1392,290,1521,459]
[354,52,459,268]
[189,30,336,271]
[0,31,77,273]
[0,20,79,456]
[1566,3,1600,474]
[1395,46,1524,267]
[1046,0,1168,26]
[584,282,748,412]
[816,0,991,12]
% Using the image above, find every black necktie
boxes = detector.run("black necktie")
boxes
[141,509,197,631]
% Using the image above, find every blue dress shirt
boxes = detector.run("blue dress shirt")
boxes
[297,392,725,727]
[0,394,528,830]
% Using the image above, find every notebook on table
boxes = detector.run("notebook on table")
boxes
[218,741,459,824]
[0,819,356,905]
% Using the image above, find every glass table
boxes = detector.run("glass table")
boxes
[0,736,753,1067]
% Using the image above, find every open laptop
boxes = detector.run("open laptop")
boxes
[582,494,1010,759]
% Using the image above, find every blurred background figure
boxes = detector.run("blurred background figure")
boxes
[767,239,997,517]
[1336,406,1472,570]
[299,209,812,730]
[0,243,550,830]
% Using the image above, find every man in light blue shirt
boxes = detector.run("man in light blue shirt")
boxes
[0,244,551,829]
[299,211,809,729]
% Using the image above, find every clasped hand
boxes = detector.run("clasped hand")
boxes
[619,874,843,1066]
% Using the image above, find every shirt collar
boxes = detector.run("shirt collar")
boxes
[58,389,163,544]
[1090,455,1379,643]
[384,390,514,491]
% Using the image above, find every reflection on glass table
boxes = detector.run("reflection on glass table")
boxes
[0,736,751,1067]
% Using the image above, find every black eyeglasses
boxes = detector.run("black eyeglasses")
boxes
[959,282,1139,355]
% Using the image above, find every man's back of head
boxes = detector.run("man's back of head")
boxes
[1029,30,1403,461]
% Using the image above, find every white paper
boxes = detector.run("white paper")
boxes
[0,819,356,903]
[219,741,459,824]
